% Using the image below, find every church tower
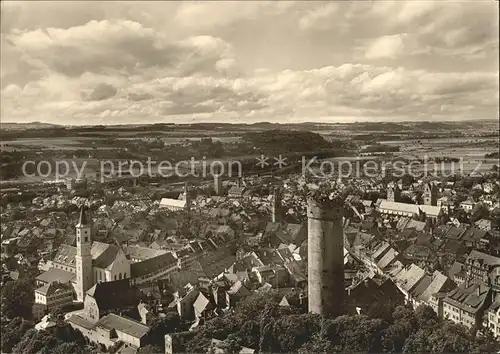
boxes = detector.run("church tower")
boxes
[423,182,437,206]
[75,206,93,302]
[387,184,401,202]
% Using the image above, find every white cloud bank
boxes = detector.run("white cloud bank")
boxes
[1,1,498,124]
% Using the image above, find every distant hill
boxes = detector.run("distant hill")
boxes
[242,129,339,154]
[0,122,62,130]
[0,119,497,139]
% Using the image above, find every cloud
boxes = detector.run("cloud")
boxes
[365,34,408,60]
[0,1,498,124]
[395,1,437,24]
[84,83,117,101]
[127,92,153,101]
[5,20,236,78]
[2,59,497,124]
[174,1,296,31]
[364,1,499,60]
[298,3,338,31]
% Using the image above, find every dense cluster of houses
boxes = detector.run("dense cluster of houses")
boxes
[347,183,500,336]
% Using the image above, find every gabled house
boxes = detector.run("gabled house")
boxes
[226,280,251,308]
[82,279,144,322]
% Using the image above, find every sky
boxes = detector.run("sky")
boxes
[1,1,499,125]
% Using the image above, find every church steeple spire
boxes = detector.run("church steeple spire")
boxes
[77,206,88,227]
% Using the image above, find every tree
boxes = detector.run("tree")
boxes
[52,342,92,354]
[471,327,500,353]
[401,174,414,187]
[298,332,333,354]
[470,188,484,202]
[259,304,277,353]
[1,279,34,319]
[12,329,58,354]
[138,344,164,354]
[0,317,33,353]
[382,321,412,353]
[11,324,90,354]
[414,191,423,204]
[185,295,499,354]
[49,307,65,322]
[402,328,432,353]
[414,305,438,329]
[219,333,243,354]
[148,312,184,347]
[399,195,414,204]
[439,213,450,225]
[454,208,470,224]
[237,320,260,349]
[471,203,490,223]
[270,314,323,352]
[404,322,473,353]
[323,315,388,352]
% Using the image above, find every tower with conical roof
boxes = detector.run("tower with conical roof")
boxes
[75,206,93,302]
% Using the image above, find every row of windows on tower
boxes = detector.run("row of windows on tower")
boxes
[77,229,90,243]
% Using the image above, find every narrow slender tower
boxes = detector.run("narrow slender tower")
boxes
[75,206,93,302]
[307,198,344,317]
[184,181,191,210]
[214,174,223,196]
[272,186,282,223]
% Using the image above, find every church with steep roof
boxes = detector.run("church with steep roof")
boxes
[37,206,179,307]
[41,207,132,302]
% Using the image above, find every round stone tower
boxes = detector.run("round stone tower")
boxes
[307,198,345,317]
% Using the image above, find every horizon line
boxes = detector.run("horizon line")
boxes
[1,118,499,128]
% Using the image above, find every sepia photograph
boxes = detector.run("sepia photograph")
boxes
[0,1,499,353]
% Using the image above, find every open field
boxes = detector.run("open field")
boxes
[387,137,498,157]
[381,137,499,174]
[0,136,243,152]
[381,137,499,145]
[116,136,242,144]
[2,121,498,182]
[1,137,95,152]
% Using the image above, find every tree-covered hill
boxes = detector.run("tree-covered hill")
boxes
[242,129,340,154]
